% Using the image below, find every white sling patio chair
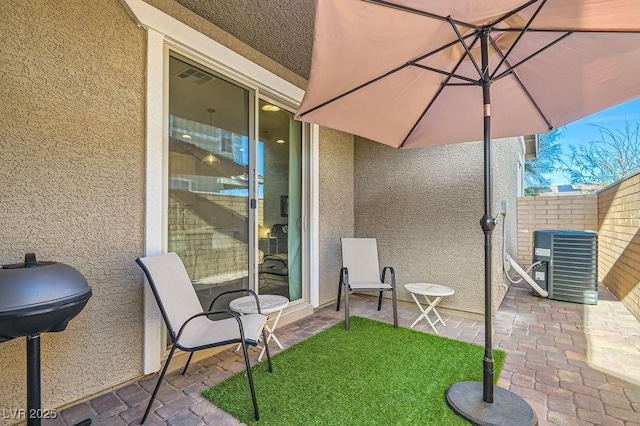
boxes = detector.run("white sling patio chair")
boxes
[337,238,398,330]
[136,252,272,424]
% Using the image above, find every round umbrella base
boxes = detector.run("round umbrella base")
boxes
[446,381,537,426]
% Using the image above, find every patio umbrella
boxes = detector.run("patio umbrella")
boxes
[295,1,640,424]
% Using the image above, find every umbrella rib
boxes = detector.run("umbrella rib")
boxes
[491,0,548,80]
[297,63,410,117]
[487,0,541,27]
[399,35,481,149]
[409,32,477,64]
[407,29,481,87]
[447,17,482,77]
[493,31,573,81]
[361,0,477,29]
[498,28,640,34]
[487,36,553,131]
[410,64,479,84]
[298,34,476,118]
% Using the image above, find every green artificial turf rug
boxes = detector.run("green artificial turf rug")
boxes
[203,316,506,425]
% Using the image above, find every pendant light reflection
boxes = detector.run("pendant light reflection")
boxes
[203,107,220,165]
[261,104,280,112]
[203,152,220,164]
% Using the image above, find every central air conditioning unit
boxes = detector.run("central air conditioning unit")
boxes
[531,230,598,305]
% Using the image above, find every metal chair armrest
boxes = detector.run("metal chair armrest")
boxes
[340,267,349,286]
[175,309,246,345]
[381,266,396,287]
[209,288,263,314]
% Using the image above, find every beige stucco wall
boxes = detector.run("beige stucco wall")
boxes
[318,129,356,306]
[353,137,521,315]
[492,138,522,311]
[0,0,145,413]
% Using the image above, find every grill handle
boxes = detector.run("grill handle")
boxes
[25,253,37,268]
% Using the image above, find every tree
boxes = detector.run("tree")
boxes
[562,120,640,185]
[524,128,564,196]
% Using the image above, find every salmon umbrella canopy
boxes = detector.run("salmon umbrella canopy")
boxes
[295,1,640,424]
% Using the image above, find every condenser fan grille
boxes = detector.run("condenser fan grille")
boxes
[551,234,598,304]
[533,230,598,305]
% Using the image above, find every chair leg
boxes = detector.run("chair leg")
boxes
[336,274,343,311]
[377,291,383,311]
[344,284,350,330]
[392,288,398,328]
[182,352,194,375]
[141,343,177,424]
[262,327,273,373]
[240,340,260,421]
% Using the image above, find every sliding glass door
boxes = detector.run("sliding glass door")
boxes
[168,54,251,310]
[258,99,302,301]
[167,52,304,310]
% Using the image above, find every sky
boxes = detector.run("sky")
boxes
[545,97,640,185]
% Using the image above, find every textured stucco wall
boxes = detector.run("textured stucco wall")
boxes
[353,137,521,315]
[491,137,522,311]
[318,129,355,306]
[0,0,145,413]
[144,0,307,89]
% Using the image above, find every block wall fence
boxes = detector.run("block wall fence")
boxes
[597,173,640,320]
[517,194,598,266]
[517,175,640,321]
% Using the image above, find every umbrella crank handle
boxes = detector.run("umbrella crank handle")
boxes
[480,214,496,233]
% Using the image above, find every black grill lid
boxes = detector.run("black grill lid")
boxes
[0,253,91,315]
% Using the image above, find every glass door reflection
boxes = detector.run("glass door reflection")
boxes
[258,99,302,301]
[168,54,251,311]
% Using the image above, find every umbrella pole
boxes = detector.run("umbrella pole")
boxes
[446,28,537,426]
[480,28,495,405]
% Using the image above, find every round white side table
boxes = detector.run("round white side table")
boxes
[404,283,454,334]
[229,294,289,361]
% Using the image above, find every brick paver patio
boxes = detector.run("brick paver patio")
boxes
[50,282,640,425]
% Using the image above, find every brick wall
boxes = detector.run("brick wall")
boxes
[517,194,598,266]
[598,173,640,320]
[168,194,264,285]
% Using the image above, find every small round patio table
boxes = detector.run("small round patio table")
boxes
[229,294,289,361]
[404,283,454,334]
